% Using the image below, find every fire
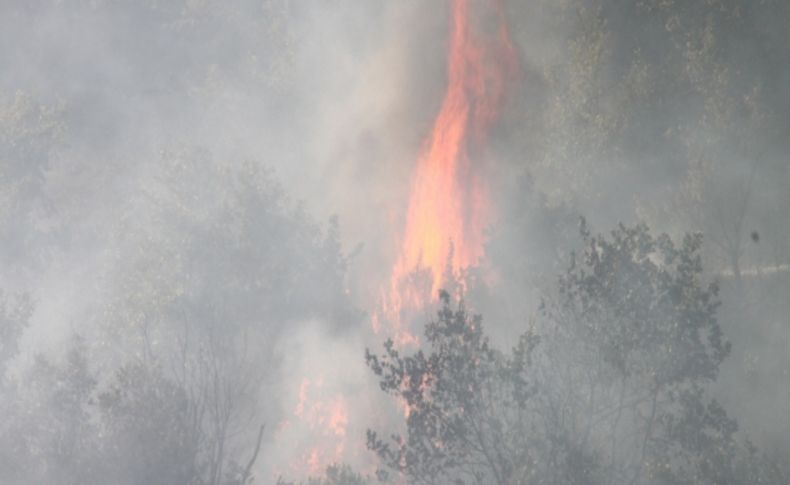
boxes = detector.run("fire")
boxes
[379,0,515,343]
[276,1,516,479]
[281,377,350,477]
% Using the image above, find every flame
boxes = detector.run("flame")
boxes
[380,0,515,343]
[275,1,516,479]
[279,377,350,477]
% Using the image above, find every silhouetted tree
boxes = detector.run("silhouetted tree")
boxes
[366,291,538,485]
[366,222,787,484]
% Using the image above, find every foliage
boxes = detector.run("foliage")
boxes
[106,150,357,353]
[0,337,97,485]
[277,464,371,485]
[366,290,538,485]
[367,222,787,484]
[96,363,200,485]
[0,152,357,484]
[540,221,736,484]
[0,92,64,266]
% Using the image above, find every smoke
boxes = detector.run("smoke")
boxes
[0,3,456,479]
[265,319,379,477]
[0,0,788,482]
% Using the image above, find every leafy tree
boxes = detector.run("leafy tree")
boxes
[104,149,357,356]
[0,150,357,483]
[95,363,200,485]
[2,347,266,485]
[366,291,538,485]
[0,92,64,268]
[0,337,98,485]
[97,151,358,482]
[366,222,787,484]
[533,221,737,484]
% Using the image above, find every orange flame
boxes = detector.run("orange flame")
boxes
[282,377,350,477]
[379,0,515,343]
[277,2,516,479]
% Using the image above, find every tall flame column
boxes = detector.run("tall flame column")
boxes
[379,0,516,344]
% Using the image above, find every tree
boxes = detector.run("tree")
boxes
[0,337,99,485]
[103,149,357,357]
[0,92,64,270]
[534,221,738,484]
[366,221,786,484]
[366,291,538,485]
[96,151,359,482]
[95,362,200,485]
[0,150,358,483]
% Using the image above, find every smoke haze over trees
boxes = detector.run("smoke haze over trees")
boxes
[0,0,788,483]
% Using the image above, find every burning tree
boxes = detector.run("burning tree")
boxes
[367,290,538,485]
